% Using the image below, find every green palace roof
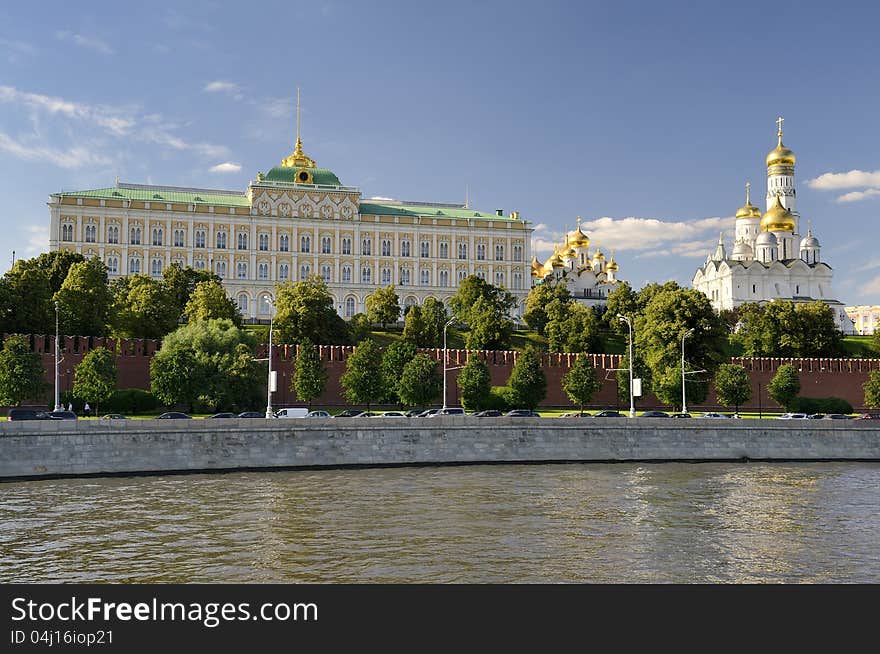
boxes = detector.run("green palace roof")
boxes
[359,202,518,221]
[55,183,250,207]
[262,165,342,186]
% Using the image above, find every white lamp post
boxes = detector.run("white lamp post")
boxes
[617,314,635,418]
[442,318,456,409]
[54,300,61,412]
[681,328,695,414]
[264,295,276,419]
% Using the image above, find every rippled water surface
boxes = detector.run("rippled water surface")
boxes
[2,463,880,582]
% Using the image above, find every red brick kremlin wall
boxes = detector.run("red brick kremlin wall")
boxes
[10,334,880,411]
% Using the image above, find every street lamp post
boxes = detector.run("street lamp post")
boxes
[442,318,456,409]
[264,295,276,419]
[617,314,635,418]
[54,300,61,412]
[681,328,695,413]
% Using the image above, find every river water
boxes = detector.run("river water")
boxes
[2,463,879,583]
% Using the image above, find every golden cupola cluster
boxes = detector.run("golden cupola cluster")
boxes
[761,195,796,232]
[530,216,622,284]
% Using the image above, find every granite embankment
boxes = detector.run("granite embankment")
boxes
[2,418,880,480]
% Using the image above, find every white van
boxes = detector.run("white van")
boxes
[274,407,309,419]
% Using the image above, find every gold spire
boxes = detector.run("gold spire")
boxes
[736,181,761,219]
[567,216,590,248]
[766,116,795,168]
[281,87,317,169]
[606,249,619,272]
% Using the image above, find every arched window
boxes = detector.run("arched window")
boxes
[237,232,248,250]
[151,258,163,277]
[457,270,467,282]
[400,268,411,285]
[439,270,449,287]
[279,263,289,280]
[259,234,269,251]
[381,268,392,284]
[342,237,352,255]
[361,267,372,284]
[513,245,522,262]
[382,239,391,256]
[194,259,205,270]
[84,225,96,243]
[362,238,371,256]
[345,297,356,318]
[404,296,416,309]
[151,228,163,246]
[321,236,332,254]
[321,265,332,282]
[129,257,141,274]
[106,257,118,275]
[420,270,430,285]
[457,243,467,260]
[216,261,226,278]
[258,263,269,280]
[300,235,311,253]
[237,294,249,314]
[107,225,119,244]
[216,231,226,249]
[513,272,522,290]
[495,244,504,261]
[237,262,247,279]
[130,227,141,245]
[279,234,289,252]
[300,264,311,280]
[195,230,205,248]
[495,271,504,286]
[476,244,486,260]
[477,270,486,280]
[401,240,411,257]
[420,241,430,258]
[342,265,352,283]
[439,242,449,258]
[61,224,72,241]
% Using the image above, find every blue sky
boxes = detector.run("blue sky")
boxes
[1,0,878,304]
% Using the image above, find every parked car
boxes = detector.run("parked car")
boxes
[404,410,423,417]
[593,410,622,418]
[824,414,852,420]
[238,411,265,418]
[157,412,191,419]
[305,410,330,418]
[7,408,54,421]
[670,412,692,419]
[208,412,236,419]
[640,410,670,418]
[808,413,825,419]
[374,411,407,417]
[777,413,809,420]
[698,412,729,419]
[430,407,466,417]
[47,411,78,420]
[356,411,379,418]
[417,409,440,418]
[560,412,592,418]
[855,413,880,420]
[332,409,364,418]
[471,409,503,417]
[100,413,128,420]
[505,409,541,417]
[275,407,309,419]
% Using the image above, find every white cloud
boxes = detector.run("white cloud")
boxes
[807,169,880,190]
[56,30,114,55]
[0,132,113,169]
[836,188,880,203]
[0,37,37,60]
[209,162,242,173]
[859,276,880,297]
[0,85,135,135]
[23,224,49,257]
[204,80,239,94]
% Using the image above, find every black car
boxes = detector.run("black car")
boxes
[640,411,670,418]
[7,408,53,421]
[404,410,423,417]
[208,412,237,419]
[471,409,503,417]
[417,409,440,418]
[237,412,265,418]
[824,414,852,420]
[505,409,541,417]
[669,412,692,419]
[47,410,78,420]
[332,409,365,418]
[560,412,592,418]
[100,414,128,420]
[156,412,192,419]
[593,410,623,418]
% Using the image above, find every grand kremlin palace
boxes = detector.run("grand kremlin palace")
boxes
[48,132,534,320]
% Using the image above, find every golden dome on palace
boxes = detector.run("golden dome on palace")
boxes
[766,136,795,168]
[592,247,605,261]
[736,200,761,220]
[567,220,590,248]
[606,256,619,272]
[761,196,796,232]
[549,247,565,268]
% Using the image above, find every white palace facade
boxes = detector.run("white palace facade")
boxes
[692,118,856,334]
[47,122,534,320]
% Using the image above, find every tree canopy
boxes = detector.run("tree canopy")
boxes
[561,354,602,412]
[72,347,117,414]
[0,335,47,406]
[506,348,547,410]
[456,357,492,411]
[292,339,327,408]
[398,354,441,407]
[274,276,349,345]
[380,341,418,405]
[864,371,880,409]
[340,339,385,409]
[546,300,602,353]
[713,363,752,413]
[365,285,400,328]
[110,275,181,338]
[54,257,112,336]
[184,280,242,326]
[732,300,842,357]
[768,363,801,411]
[523,283,571,336]
[449,276,515,350]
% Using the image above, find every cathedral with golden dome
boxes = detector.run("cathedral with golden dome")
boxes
[530,217,623,307]
[692,118,856,333]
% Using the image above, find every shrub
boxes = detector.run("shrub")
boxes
[103,388,159,415]
[486,386,511,411]
[790,397,853,415]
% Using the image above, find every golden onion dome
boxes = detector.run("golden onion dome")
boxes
[530,255,542,270]
[761,196,796,232]
[606,257,619,272]
[766,119,795,167]
[592,247,605,261]
[736,182,761,219]
[564,245,577,259]
[567,218,591,248]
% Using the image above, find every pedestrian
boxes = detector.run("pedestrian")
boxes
[67,402,73,412]
[84,402,90,418]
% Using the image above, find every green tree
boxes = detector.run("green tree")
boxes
[420,297,449,348]
[274,276,349,345]
[561,354,602,412]
[184,280,242,326]
[163,263,220,319]
[402,305,430,346]
[768,363,801,411]
[398,354,441,407]
[456,357,492,411]
[603,281,639,336]
[30,251,86,295]
[546,300,602,353]
[53,257,112,336]
[292,339,327,409]
[523,282,571,336]
[864,370,880,409]
[150,319,263,412]
[792,301,842,357]
[0,262,52,334]
[506,348,547,410]
[635,287,727,409]
[340,339,385,409]
[72,347,117,415]
[450,276,515,350]
[365,285,400,328]
[731,303,773,357]
[380,341,418,404]
[348,313,373,343]
[111,275,181,338]
[0,335,47,406]
[713,363,752,414]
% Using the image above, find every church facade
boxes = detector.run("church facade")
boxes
[692,119,856,333]
[47,108,534,320]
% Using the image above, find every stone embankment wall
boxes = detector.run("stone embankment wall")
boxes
[2,418,880,481]
[8,333,880,410]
